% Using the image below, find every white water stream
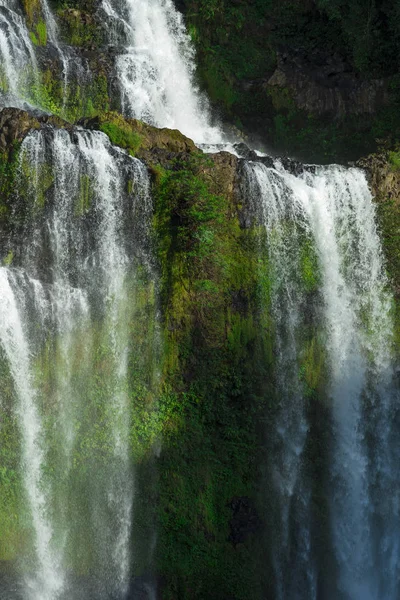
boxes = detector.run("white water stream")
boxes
[245,160,399,599]
[0,128,153,599]
[101,0,224,144]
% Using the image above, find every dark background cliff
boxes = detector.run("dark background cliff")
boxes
[175,0,400,162]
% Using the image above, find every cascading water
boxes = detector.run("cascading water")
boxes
[0,0,87,117]
[0,0,399,598]
[0,0,38,108]
[38,0,89,118]
[245,159,399,599]
[100,0,223,144]
[0,126,157,599]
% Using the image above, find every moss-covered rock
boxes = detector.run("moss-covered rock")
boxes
[152,150,270,599]
[358,150,400,297]
[57,8,102,49]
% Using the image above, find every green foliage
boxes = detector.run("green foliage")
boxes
[152,153,272,598]
[99,117,143,156]
[179,0,400,161]
[389,151,400,171]
[30,21,47,46]
[28,67,110,123]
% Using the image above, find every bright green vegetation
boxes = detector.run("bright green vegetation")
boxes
[29,21,47,46]
[28,70,110,123]
[97,114,144,156]
[389,151,400,171]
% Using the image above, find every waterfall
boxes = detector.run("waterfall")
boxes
[0,0,86,117]
[245,160,399,599]
[0,1,38,108]
[0,126,156,599]
[101,0,223,144]
[0,0,399,598]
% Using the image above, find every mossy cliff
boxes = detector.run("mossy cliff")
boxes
[12,0,400,163]
[0,107,273,598]
[1,106,400,597]
[358,149,400,351]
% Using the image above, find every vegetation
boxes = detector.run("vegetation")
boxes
[97,113,144,155]
[1,0,400,597]
[152,154,271,598]
[178,0,400,161]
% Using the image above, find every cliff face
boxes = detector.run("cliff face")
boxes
[358,151,400,299]
[0,107,271,599]
[8,0,400,163]
[2,2,400,598]
[177,0,400,162]
[2,102,400,598]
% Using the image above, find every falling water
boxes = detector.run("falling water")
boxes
[0,126,155,599]
[0,0,38,107]
[101,0,223,143]
[245,159,399,599]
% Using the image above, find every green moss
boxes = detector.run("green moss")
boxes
[22,0,42,27]
[75,174,94,215]
[299,335,326,398]
[58,9,102,48]
[0,350,26,561]
[152,153,271,598]
[29,69,63,117]
[2,251,14,267]
[98,116,143,156]
[19,154,53,210]
[388,151,400,171]
[300,238,321,293]
[30,20,47,46]
[376,197,400,294]
[267,86,295,112]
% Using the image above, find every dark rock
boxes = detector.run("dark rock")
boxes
[228,496,262,546]
[267,48,389,118]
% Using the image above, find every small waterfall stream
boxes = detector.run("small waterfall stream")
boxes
[101,0,223,143]
[0,0,38,107]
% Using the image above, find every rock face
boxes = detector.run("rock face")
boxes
[0,108,77,154]
[267,49,389,118]
[358,151,400,204]
[358,150,400,297]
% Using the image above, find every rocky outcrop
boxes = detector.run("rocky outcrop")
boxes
[267,49,389,118]
[358,151,400,203]
[0,108,73,154]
